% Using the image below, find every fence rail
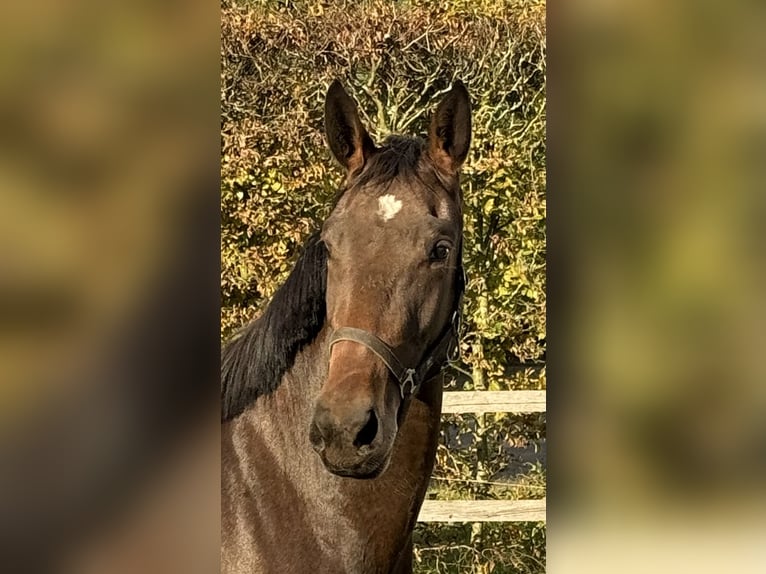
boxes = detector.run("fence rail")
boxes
[441,390,546,414]
[419,499,546,522]
[418,390,547,523]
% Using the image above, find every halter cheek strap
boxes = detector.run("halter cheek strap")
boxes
[327,259,465,399]
[329,327,419,398]
[328,316,458,399]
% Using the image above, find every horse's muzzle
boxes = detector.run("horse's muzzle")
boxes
[309,402,393,478]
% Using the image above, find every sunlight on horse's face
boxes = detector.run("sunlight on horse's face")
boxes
[315,163,461,478]
[308,79,470,478]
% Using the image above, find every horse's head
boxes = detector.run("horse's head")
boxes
[309,80,471,478]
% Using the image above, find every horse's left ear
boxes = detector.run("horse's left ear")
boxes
[428,80,472,175]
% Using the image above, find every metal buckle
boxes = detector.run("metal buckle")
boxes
[400,369,418,398]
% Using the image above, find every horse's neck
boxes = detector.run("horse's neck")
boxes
[264,329,329,457]
[232,328,331,476]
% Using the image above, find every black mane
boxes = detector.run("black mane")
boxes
[221,232,327,421]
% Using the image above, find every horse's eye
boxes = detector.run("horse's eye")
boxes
[430,241,451,262]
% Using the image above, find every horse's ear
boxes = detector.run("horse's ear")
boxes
[428,80,472,175]
[324,80,375,176]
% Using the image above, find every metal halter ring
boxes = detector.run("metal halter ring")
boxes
[400,369,418,398]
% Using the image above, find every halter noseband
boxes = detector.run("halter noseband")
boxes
[327,259,465,399]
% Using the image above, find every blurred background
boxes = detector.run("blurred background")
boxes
[549,0,766,572]
[0,1,220,572]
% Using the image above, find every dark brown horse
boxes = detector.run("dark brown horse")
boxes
[221,80,471,574]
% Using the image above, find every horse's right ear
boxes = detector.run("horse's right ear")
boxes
[324,80,376,176]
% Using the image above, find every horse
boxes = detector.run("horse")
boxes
[221,79,471,574]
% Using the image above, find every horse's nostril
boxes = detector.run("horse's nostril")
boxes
[353,409,378,448]
[309,421,326,453]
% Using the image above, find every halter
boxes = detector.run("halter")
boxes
[327,252,465,399]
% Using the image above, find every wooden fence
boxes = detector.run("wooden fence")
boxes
[417,390,547,523]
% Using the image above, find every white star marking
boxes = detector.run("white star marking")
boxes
[377,194,403,221]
